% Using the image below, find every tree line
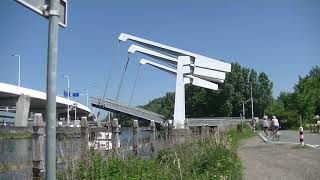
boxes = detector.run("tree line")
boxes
[266,65,320,128]
[115,63,319,129]
[142,62,273,119]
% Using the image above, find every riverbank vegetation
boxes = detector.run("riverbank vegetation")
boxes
[59,124,254,180]
[0,132,32,139]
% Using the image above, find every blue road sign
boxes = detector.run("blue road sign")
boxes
[63,90,70,97]
[72,92,80,97]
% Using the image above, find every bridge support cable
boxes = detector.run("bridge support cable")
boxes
[129,64,142,105]
[115,53,131,101]
[102,41,121,100]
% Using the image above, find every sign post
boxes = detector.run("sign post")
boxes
[15,0,67,179]
[45,0,60,179]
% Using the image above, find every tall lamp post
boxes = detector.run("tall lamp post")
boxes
[250,84,254,120]
[64,75,70,125]
[12,54,21,86]
[247,83,255,131]
[242,101,246,119]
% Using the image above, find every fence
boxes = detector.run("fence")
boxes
[1,114,244,179]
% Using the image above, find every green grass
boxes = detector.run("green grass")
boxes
[0,132,32,139]
[59,124,254,180]
[291,144,312,150]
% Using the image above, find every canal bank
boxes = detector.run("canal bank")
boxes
[0,127,32,139]
[59,124,254,180]
[0,128,152,179]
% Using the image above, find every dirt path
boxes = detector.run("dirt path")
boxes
[238,136,320,180]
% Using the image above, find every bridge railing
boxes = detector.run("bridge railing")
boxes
[186,117,251,127]
[91,97,165,123]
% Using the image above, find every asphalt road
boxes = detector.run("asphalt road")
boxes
[262,130,320,149]
[238,136,320,180]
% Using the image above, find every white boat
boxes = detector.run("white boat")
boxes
[88,132,114,151]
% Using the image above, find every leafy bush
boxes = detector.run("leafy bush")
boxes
[60,125,253,180]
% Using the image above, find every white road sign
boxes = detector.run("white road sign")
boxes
[16,0,67,27]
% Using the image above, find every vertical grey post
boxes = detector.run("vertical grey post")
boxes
[206,124,210,137]
[241,102,245,132]
[164,122,168,141]
[46,0,60,179]
[33,113,44,179]
[112,118,120,152]
[132,120,139,156]
[168,121,173,145]
[150,120,156,155]
[250,84,254,120]
[80,117,89,157]
[201,124,205,139]
[184,121,189,141]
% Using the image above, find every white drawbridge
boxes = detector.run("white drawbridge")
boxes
[119,33,231,129]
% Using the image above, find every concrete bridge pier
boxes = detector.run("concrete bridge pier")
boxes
[15,94,31,126]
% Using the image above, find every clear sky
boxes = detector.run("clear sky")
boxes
[0,0,319,109]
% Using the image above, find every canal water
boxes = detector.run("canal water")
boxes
[0,129,154,179]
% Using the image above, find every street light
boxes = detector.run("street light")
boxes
[63,74,70,125]
[246,83,255,131]
[250,84,254,120]
[246,84,254,120]
[11,54,21,86]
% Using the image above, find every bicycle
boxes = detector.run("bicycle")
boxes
[271,127,280,142]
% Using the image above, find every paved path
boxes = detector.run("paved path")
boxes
[238,136,320,180]
[277,131,320,148]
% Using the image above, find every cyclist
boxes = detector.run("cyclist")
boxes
[262,115,269,137]
[271,115,280,141]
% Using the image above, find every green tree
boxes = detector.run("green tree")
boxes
[256,72,273,117]
[143,62,274,119]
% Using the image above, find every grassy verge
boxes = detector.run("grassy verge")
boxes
[0,132,32,139]
[59,124,254,180]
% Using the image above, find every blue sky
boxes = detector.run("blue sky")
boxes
[0,0,319,109]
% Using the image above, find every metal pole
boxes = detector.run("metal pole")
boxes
[74,104,77,121]
[67,76,70,124]
[18,55,21,86]
[12,54,21,86]
[46,0,59,179]
[64,75,70,125]
[86,89,89,107]
[250,84,254,119]
[242,101,245,119]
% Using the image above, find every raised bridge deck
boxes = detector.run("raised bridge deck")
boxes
[91,97,165,124]
[91,97,252,126]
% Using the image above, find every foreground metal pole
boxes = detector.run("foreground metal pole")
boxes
[46,0,60,179]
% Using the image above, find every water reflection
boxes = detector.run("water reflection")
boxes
[0,129,153,179]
